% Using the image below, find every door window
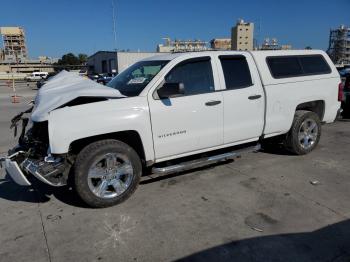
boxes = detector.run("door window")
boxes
[219,56,253,90]
[165,58,214,96]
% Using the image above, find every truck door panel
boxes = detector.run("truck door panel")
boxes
[148,57,224,160]
[217,54,265,144]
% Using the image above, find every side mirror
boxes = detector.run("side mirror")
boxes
[157,82,185,99]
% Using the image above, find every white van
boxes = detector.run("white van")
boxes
[25,72,49,81]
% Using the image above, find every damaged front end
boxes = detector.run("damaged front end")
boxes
[1,107,71,187]
[1,70,125,187]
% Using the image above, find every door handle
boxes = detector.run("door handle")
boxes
[205,100,222,106]
[248,95,262,100]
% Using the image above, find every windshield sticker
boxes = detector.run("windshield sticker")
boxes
[127,77,146,85]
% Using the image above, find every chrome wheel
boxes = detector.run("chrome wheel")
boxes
[298,118,318,150]
[87,153,134,199]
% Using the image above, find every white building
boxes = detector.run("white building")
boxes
[87,51,165,74]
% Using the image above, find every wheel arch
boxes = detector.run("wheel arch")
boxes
[69,130,147,164]
[295,100,325,121]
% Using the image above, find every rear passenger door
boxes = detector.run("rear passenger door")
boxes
[217,54,265,144]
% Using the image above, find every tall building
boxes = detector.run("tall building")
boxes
[210,38,231,50]
[0,27,28,62]
[327,25,350,65]
[231,19,254,51]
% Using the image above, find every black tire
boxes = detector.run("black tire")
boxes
[74,139,142,208]
[284,110,321,155]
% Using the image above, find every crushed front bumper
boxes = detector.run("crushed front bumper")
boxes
[3,156,31,186]
[1,151,68,187]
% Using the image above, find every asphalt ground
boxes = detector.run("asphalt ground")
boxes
[0,81,350,262]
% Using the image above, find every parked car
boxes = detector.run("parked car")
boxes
[96,73,115,85]
[1,50,341,208]
[88,73,99,81]
[341,74,350,118]
[25,72,49,81]
[36,72,57,89]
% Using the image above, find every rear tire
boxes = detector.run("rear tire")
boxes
[74,139,142,208]
[284,110,321,155]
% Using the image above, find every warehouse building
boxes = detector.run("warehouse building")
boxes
[210,38,231,50]
[157,38,209,53]
[87,51,164,74]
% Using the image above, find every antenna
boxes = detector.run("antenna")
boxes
[112,0,117,51]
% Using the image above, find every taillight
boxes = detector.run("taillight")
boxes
[338,82,344,102]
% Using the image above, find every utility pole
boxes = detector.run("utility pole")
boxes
[112,0,118,51]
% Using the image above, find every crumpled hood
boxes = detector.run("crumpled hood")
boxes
[31,70,125,122]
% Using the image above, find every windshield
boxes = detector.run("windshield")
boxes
[107,60,169,96]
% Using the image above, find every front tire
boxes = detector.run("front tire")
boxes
[74,139,142,208]
[284,110,321,155]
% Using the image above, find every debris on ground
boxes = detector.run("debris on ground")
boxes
[310,180,321,186]
[250,226,263,232]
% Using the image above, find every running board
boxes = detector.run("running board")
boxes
[152,144,261,175]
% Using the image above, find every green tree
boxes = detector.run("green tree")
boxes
[57,53,80,65]
[78,53,88,64]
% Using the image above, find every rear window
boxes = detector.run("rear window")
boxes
[267,55,331,79]
[299,56,332,75]
[219,55,253,89]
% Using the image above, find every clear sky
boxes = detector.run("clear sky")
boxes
[0,0,348,58]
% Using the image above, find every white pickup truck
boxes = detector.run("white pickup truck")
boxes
[1,50,341,207]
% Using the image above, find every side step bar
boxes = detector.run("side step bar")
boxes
[152,144,261,175]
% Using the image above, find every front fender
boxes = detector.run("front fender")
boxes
[48,98,154,161]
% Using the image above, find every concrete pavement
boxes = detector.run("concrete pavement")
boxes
[0,83,350,262]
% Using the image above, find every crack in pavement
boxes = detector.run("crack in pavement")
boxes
[34,190,52,262]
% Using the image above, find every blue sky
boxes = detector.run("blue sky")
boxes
[0,0,348,58]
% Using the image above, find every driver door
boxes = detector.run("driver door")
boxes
[148,56,224,161]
